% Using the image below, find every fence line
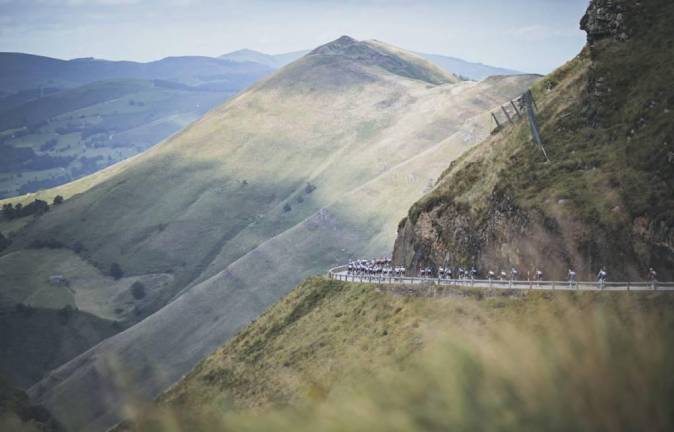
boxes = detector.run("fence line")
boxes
[327,266,674,292]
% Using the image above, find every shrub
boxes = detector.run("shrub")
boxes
[29,238,65,249]
[304,183,317,194]
[130,281,146,300]
[58,305,74,325]
[53,195,64,205]
[283,203,292,213]
[15,303,34,317]
[110,263,124,280]
[0,232,9,252]
[3,200,50,220]
[2,203,16,220]
[72,241,84,254]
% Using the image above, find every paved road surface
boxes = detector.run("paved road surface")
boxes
[328,267,674,292]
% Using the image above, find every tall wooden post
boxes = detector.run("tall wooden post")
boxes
[510,100,522,119]
[491,112,501,129]
[501,106,514,125]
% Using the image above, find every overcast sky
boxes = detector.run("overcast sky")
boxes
[0,0,590,73]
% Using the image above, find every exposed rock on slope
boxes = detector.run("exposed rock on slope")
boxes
[394,0,674,280]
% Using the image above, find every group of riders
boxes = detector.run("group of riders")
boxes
[347,258,659,286]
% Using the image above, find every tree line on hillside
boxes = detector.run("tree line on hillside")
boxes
[2,195,63,220]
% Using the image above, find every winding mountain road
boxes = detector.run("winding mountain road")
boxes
[328,266,674,292]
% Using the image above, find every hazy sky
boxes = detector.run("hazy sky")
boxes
[0,0,590,73]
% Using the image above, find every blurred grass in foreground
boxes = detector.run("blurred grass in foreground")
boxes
[126,291,674,432]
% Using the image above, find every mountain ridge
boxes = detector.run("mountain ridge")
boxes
[14,36,537,431]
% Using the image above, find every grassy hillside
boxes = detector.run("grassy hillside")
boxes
[394,0,674,281]
[0,305,119,389]
[21,37,537,431]
[0,376,62,431]
[0,52,274,198]
[0,80,234,198]
[118,278,674,431]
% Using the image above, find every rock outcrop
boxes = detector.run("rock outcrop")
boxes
[393,0,674,281]
[580,0,632,43]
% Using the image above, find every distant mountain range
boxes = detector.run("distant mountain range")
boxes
[0,53,274,198]
[220,45,525,80]
[219,48,309,69]
[0,52,272,94]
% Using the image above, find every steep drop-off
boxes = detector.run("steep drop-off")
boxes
[394,0,674,280]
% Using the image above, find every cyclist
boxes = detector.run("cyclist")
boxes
[568,269,577,288]
[596,267,608,289]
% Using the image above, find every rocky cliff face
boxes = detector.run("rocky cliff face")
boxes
[580,0,631,43]
[393,0,674,281]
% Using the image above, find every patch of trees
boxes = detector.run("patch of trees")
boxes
[0,232,9,252]
[81,127,108,140]
[53,195,64,205]
[15,303,35,318]
[68,155,104,178]
[57,305,75,325]
[130,281,146,300]
[0,143,75,172]
[55,123,87,135]
[72,241,84,254]
[39,138,59,152]
[283,203,292,212]
[110,263,124,280]
[0,144,36,170]
[305,182,317,194]
[2,199,49,220]
[29,238,65,249]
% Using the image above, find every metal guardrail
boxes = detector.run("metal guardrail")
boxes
[327,266,674,292]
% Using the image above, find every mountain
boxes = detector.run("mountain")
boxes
[393,0,674,280]
[219,49,308,68]
[0,54,273,198]
[11,36,537,430]
[416,52,523,81]
[220,46,524,81]
[0,53,272,93]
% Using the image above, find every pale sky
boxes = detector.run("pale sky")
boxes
[0,0,590,73]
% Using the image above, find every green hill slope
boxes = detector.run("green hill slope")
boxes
[0,376,63,432]
[0,52,273,198]
[394,0,674,281]
[0,304,119,389]
[20,36,536,431]
[0,80,239,199]
[126,278,674,432]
